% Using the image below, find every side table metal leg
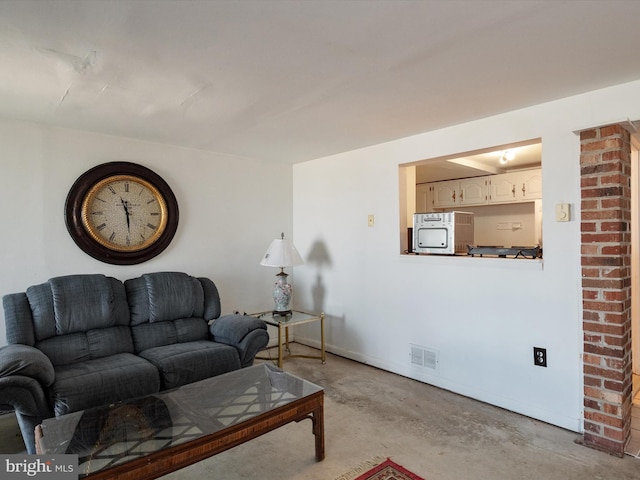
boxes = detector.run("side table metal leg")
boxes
[320,313,326,364]
[278,324,283,368]
[285,325,290,353]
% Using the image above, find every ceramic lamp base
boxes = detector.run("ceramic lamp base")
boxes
[272,270,293,314]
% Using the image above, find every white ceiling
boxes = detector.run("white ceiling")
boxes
[1,0,640,165]
[416,141,542,183]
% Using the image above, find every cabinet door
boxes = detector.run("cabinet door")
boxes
[416,183,432,212]
[518,170,542,200]
[432,180,459,208]
[489,174,517,204]
[459,177,487,206]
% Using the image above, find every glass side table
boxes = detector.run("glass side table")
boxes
[251,310,325,368]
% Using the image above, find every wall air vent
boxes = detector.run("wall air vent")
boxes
[410,344,439,372]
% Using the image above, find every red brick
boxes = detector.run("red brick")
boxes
[581,245,600,255]
[601,221,628,232]
[583,353,602,365]
[582,210,622,220]
[601,245,627,255]
[580,129,599,141]
[603,290,629,302]
[582,279,626,290]
[602,268,629,279]
[584,411,624,428]
[581,222,597,232]
[600,124,627,137]
[600,174,626,185]
[581,176,600,187]
[584,376,603,387]
[582,199,599,210]
[583,322,623,335]
[582,233,625,243]
[583,433,624,457]
[604,358,626,371]
[603,403,621,416]
[604,426,625,442]
[602,197,630,209]
[581,256,623,267]
[581,138,625,152]
[583,311,602,322]
[604,380,625,392]
[583,365,624,382]
[583,343,624,358]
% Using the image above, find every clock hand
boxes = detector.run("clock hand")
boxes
[120,197,131,232]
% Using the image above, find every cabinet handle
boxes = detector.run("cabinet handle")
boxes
[511,185,516,197]
[460,190,464,201]
[452,191,456,201]
[522,183,526,196]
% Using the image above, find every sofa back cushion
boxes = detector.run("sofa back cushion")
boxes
[125,272,221,353]
[2,274,133,366]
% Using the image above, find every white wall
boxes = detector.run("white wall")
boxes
[0,119,292,344]
[292,79,640,433]
[463,203,537,247]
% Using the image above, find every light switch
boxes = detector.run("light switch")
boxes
[368,214,374,227]
[556,203,571,222]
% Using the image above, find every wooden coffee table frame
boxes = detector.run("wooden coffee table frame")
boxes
[36,390,324,480]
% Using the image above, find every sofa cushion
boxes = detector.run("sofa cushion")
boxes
[126,273,222,326]
[49,275,129,334]
[146,272,204,323]
[51,353,160,416]
[36,326,134,367]
[138,341,241,390]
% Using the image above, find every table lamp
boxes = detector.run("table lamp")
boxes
[260,232,304,315]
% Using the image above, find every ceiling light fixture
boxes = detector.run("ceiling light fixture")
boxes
[499,149,516,165]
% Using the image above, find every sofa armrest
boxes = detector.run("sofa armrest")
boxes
[209,314,267,344]
[210,314,269,367]
[0,375,54,454]
[0,375,52,417]
[0,344,55,387]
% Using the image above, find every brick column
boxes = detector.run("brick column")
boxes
[580,124,632,456]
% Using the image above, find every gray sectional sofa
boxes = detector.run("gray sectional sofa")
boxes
[0,272,269,453]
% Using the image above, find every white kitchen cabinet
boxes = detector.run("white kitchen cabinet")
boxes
[459,177,488,205]
[432,180,459,208]
[518,170,542,201]
[489,173,518,204]
[421,168,541,209]
[489,169,542,204]
[416,183,432,212]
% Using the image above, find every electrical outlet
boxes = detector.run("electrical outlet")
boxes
[533,347,547,367]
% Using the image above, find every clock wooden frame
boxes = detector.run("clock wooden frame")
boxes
[65,162,179,265]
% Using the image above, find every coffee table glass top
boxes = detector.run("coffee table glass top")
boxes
[38,364,322,477]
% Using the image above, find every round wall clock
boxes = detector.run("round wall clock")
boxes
[65,162,179,265]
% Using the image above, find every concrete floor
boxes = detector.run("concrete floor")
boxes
[2,345,640,479]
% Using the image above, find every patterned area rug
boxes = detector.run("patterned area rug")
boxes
[335,457,425,480]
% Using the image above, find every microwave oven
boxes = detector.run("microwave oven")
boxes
[413,211,474,255]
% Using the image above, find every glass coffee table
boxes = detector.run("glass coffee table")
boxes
[251,310,325,368]
[35,364,324,479]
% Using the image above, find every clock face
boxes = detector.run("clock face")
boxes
[65,162,179,265]
[81,175,168,252]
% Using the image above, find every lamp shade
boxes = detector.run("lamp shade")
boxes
[260,233,304,268]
